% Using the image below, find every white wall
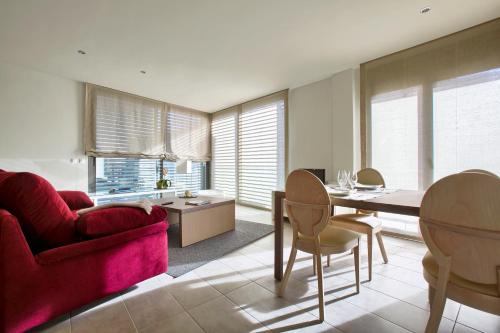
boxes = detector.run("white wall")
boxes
[0,62,87,190]
[331,68,360,176]
[0,60,360,193]
[288,77,334,181]
[288,68,360,183]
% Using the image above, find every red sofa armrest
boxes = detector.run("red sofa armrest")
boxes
[76,206,168,238]
[0,209,37,266]
[36,222,167,265]
[57,191,94,210]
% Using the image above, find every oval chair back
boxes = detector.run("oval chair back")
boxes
[357,168,386,187]
[285,169,331,239]
[461,169,498,178]
[420,172,500,285]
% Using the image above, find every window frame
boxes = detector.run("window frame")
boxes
[88,156,210,197]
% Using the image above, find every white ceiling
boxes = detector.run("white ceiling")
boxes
[1,1,499,112]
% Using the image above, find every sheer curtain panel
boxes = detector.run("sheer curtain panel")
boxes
[361,18,500,190]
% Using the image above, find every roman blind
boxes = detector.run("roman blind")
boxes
[166,105,211,161]
[361,18,500,189]
[211,91,287,208]
[211,107,238,198]
[85,84,211,161]
[85,85,165,158]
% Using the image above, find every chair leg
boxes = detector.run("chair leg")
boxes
[425,267,450,333]
[278,246,297,297]
[313,255,317,276]
[367,230,373,281]
[353,245,360,294]
[376,231,388,264]
[315,253,325,322]
[327,255,331,267]
[428,285,436,308]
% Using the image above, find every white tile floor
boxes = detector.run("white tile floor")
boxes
[33,205,500,333]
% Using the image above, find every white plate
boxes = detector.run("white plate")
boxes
[355,184,383,190]
[329,190,350,197]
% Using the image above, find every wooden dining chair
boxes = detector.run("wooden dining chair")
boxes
[420,172,500,333]
[278,169,360,322]
[328,168,388,281]
[462,169,498,177]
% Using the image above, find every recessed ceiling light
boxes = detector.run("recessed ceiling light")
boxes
[420,6,431,14]
[77,50,86,55]
[140,70,146,74]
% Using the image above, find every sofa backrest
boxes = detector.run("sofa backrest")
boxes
[0,171,77,250]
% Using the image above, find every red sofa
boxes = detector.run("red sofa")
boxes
[0,170,168,333]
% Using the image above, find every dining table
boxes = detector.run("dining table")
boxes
[272,188,425,281]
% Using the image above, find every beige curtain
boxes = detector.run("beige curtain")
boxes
[85,84,211,160]
[165,104,211,161]
[85,84,166,158]
[361,18,500,170]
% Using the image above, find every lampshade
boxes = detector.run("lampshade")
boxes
[176,160,192,174]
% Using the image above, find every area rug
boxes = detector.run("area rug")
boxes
[166,220,274,277]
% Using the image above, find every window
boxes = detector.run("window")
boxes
[211,91,287,209]
[362,18,500,192]
[369,69,500,191]
[211,110,237,198]
[371,90,419,190]
[433,68,500,179]
[361,19,500,237]
[85,84,211,202]
[239,99,286,208]
[92,157,208,203]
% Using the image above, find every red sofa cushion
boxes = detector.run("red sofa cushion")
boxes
[76,205,167,238]
[0,172,77,249]
[0,169,14,184]
[58,191,94,210]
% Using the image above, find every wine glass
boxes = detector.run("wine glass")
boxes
[350,171,358,190]
[345,170,353,190]
[337,169,348,190]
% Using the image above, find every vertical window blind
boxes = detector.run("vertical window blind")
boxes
[211,108,238,198]
[239,96,286,208]
[361,18,500,190]
[211,91,287,209]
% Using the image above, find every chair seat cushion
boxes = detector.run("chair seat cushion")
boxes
[58,191,94,210]
[332,213,382,229]
[423,251,499,297]
[319,225,360,252]
[76,206,168,238]
[0,172,77,249]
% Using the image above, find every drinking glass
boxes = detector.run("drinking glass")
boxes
[350,171,358,189]
[345,170,353,189]
[338,169,348,190]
